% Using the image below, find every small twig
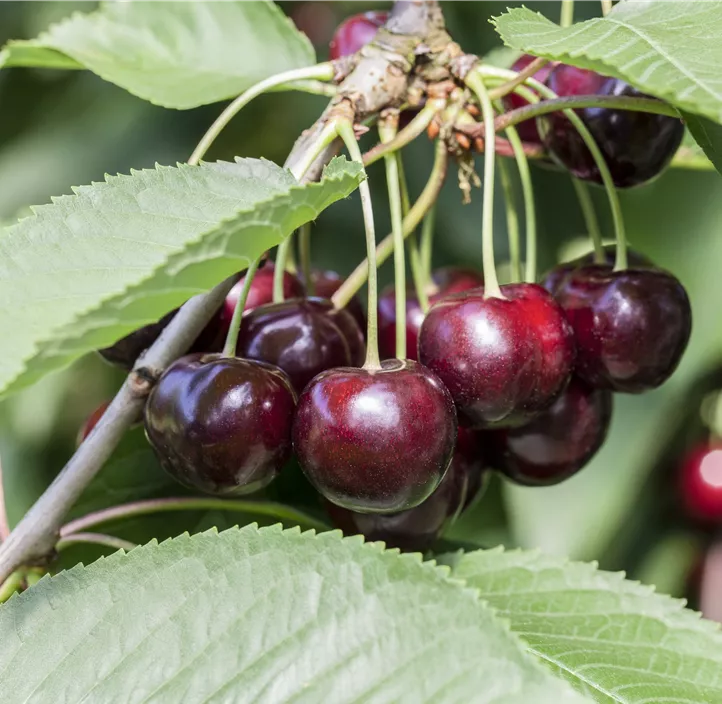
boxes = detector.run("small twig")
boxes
[56,532,137,553]
[487,57,550,101]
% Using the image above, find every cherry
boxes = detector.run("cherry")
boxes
[323,428,487,551]
[491,377,612,486]
[378,267,484,360]
[236,298,365,393]
[501,54,555,144]
[540,64,684,188]
[144,353,296,496]
[76,400,111,446]
[293,359,457,513]
[554,265,691,393]
[305,268,366,333]
[680,443,722,523]
[418,283,575,428]
[329,11,388,60]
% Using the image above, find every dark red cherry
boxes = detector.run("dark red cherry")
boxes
[378,267,484,360]
[236,298,365,392]
[680,443,722,523]
[305,269,366,334]
[419,283,575,428]
[540,64,684,188]
[501,54,555,144]
[323,427,487,551]
[555,265,691,393]
[491,377,612,486]
[76,400,111,446]
[144,354,296,496]
[329,11,388,60]
[293,359,457,513]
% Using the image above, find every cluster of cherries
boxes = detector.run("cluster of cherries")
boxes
[85,11,693,552]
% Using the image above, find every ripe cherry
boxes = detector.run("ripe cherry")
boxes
[305,268,366,333]
[555,265,691,393]
[324,428,487,552]
[329,11,388,60]
[680,443,722,523]
[491,377,612,486]
[378,267,484,360]
[144,354,296,496]
[418,283,575,428]
[236,298,365,393]
[293,359,457,513]
[540,64,684,188]
[76,400,111,446]
[502,54,555,144]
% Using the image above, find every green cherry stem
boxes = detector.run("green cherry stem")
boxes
[560,0,575,27]
[223,256,262,357]
[571,178,605,262]
[188,63,336,166]
[487,57,550,102]
[497,158,521,282]
[420,207,436,283]
[56,532,137,553]
[337,118,381,370]
[299,222,314,295]
[379,117,408,359]
[465,71,503,299]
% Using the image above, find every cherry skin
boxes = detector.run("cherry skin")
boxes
[491,377,612,486]
[323,427,487,551]
[305,268,366,334]
[540,64,684,188]
[378,267,484,360]
[76,400,111,446]
[555,265,691,393]
[236,298,365,393]
[329,11,388,60]
[293,359,457,513]
[501,54,555,144]
[144,353,296,496]
[680,443,722,523]
[418,283,575,428]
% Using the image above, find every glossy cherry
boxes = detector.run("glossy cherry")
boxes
[329,11,388,60]
[324,427,487,551]
[236,298,365,393]
[144,353,296,496]
[76,400,111,446]
[293,359,457,513]
[501,54,555,144]
[305,268,366,333]
[680,443,722,523]
[555,265,691,393]
[491,377,612,486]
[540,64,684,188]
[378,267,484,360]
[418,283,575,428]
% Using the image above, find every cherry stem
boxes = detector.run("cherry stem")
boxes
[420,207,436,283]
[59,498,328,537]
[337,119,382,370]
[362,100,445,168]
[497,158,521,282]
[466,72,503,299]
[0,456,9,543]
[601,0,613,16]
[487,57,550,101]
[379,117,408,359]
[274,119,341,302]
[560,0,575,27]
[188,63,336,166]
[299,222,314,296]
[572,179,605,262]
[409,246,431,314]
[55,532,136,553]
[332,139,448,309]
[222,256,262,357]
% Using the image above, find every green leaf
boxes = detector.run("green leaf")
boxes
[683,113,722,175]
[493,3,722,123]
[0,1,315,109]
[0,527,586,704]
[671,127,717,171]
[0,157,363,399]
[442,547,722,704]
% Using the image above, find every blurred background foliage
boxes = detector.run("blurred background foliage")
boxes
[0,1,719,605]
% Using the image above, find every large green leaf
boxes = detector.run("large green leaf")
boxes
[442,548,722,704]
[0,2,315,109]
[0,527,586,704]
[493,3,722,124]
[0,157,363,399]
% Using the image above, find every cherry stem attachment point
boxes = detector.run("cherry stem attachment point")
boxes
[560,0,575,27]
[223,256,262,358]
[465,71,503,299]
[337,118,382,370]
[572,179,604,262]
[497,158,521,283]
[188,63,336,166]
